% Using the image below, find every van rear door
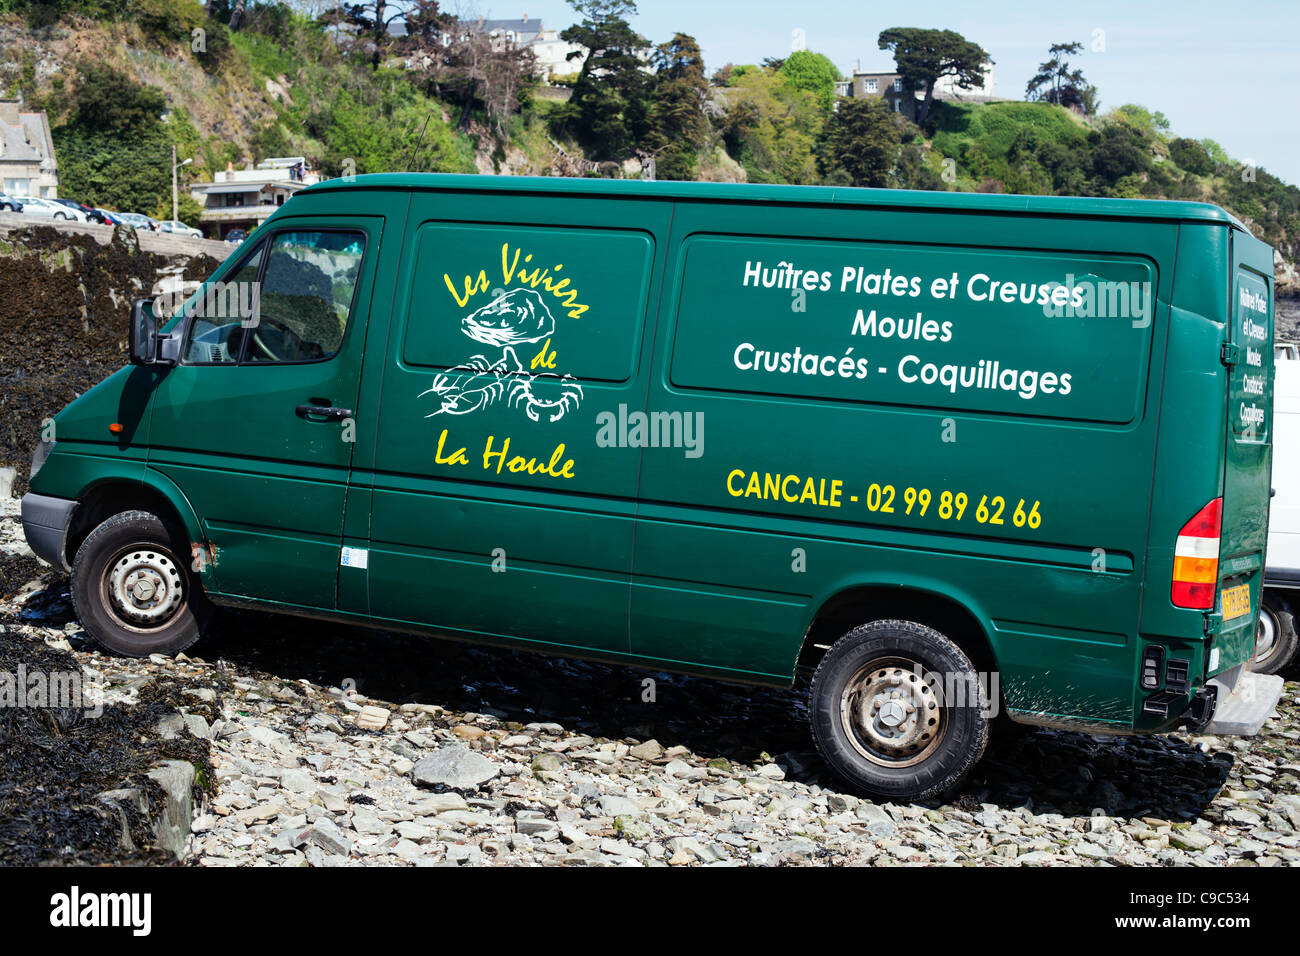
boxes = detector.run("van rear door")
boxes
[1215,233,1274,672]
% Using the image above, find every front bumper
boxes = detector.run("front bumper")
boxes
[1198,664,1286,736]
[20,492,76,571]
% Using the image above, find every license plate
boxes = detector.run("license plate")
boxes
[1221,584,1251,620]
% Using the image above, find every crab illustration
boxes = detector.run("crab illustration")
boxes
[508,373,585,423]
[420,284,583,423]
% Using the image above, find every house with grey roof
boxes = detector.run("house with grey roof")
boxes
[0,99,58,199]
[839,63,999,121]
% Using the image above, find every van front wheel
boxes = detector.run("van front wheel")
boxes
[71,510,211,657]
[809,620,989,802]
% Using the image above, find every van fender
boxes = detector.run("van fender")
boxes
[140,466,217,584]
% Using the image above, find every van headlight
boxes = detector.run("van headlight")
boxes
[30,438,55,481]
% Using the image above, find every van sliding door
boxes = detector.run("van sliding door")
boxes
[358,190,671,655]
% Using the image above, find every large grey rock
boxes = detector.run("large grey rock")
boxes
[308,818,353,856]
[855,803,897,838]
[279,769,315,793]
[598,794,645,819]
[98,787,150,854]
[412,744,500,790]
[145,760,197,859]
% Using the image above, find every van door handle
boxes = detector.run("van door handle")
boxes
[296,404,352,422]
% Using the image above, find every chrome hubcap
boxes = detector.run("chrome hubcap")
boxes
[841,657,945,767]
[1255,609,1278,662]
[107,548,183,627]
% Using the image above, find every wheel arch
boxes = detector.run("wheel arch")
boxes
[796,579,998,679]
[65,471,205,573]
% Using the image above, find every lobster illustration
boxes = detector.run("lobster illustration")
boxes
[421,348,524,417]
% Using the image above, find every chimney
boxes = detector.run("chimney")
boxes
[522,13,528,22]
[0,99,20,126]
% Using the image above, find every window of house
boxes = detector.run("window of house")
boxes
[893,99,902,112]
[894,78,903,92]
[864,78,878,93]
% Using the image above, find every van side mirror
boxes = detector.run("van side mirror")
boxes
[129,298,180,366]
[129,298,157,364]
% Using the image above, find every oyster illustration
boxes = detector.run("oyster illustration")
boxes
[462,287,556,348]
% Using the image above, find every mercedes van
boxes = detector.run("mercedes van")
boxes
[20,175,1285,800]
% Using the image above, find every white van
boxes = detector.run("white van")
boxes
[1258,345,1300,672]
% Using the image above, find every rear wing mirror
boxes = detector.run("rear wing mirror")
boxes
[129,298,181,366]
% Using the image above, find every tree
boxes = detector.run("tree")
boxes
[400,8,535,137]
[555,0,653,160]
[1169,137,1214,175]
[324,0,412,68]
[70,62,168,133]
[1025,41,1097,115]
[644,33,710,179]
[778,50,839,114]
[819,95,901,187]
[718,69,823,184]
[877,27,991,129]
[52,64,171,212]
[1090,123,1151,189]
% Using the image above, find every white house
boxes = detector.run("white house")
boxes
[0,99,58,199]
[189,157,319,240]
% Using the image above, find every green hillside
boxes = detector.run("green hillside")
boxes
[1,1,1296,282]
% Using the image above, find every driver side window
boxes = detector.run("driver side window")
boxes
[183,241,264,364]
[182,229,366,365]
[246,231,366,364]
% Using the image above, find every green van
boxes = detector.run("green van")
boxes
[20,175,1286,800]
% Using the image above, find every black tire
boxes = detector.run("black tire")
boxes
[809,619,989,802]
[1252,592,1299,675]
[71,510,211,657]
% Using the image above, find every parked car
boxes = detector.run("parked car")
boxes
[20,174,1285,802]
[224,228,248,244]
[16,197,86,221]
[157,219,203,239]
[115,212,160,232]
[0,191,22,213]
[1256,351,1300,674]
[51,198,109,224]
[95,208,125,227]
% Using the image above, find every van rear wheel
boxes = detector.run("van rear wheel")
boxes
[1253,593,1299,675]
[809,620,989,802]
[71,510,211,657]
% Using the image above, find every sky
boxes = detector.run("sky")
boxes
[479,0,1300,184]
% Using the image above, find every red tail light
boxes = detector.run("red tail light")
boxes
[1171,498,1222,609]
